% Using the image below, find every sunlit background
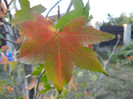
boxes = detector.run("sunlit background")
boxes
[27,0,133,25]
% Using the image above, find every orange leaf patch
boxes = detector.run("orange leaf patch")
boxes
[7,86,14,94]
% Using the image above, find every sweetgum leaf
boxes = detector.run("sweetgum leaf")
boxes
[18,14,115,92]
[14,0,46,24]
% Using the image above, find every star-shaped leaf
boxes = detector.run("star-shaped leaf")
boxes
[18,14,115,92]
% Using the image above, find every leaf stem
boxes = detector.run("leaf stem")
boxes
[57,35,62,81]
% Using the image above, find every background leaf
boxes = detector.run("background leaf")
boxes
[14,0,46,24]
[19,0,30,10]
[9,61,18,75]
[55,0,90,30]
[31,64,44,76]
[73,0,84,9]
[84,2,90,20]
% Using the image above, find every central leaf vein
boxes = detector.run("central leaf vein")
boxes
[57,34,62,81]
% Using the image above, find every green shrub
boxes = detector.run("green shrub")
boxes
[111,40,133,64]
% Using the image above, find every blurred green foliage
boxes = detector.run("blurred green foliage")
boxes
[111,40,133,64]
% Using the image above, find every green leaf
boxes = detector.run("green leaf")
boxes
[14,0,46,24]
[19,0,30,10]
[60,87,67,97]
[32,5,45,14]
[55,1,90,30]
[55,8,84,30]
[41,72,49,85]
[73,0,84,9]
[9,61,18,75]
[31,64,44,76]
[84,2,90,20]
[38,86,52,94]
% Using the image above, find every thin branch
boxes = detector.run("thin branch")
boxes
[11,26,18,41]
[34,69,45,99]
[97,54,104,67]
[88,37,120,99]
[2,37,16,45]
[105,38,120,68]
[3,0,12,20]
[45,0,63,18]
[8,0,13,8]
[57,5,60,20]
[66,0,73,13]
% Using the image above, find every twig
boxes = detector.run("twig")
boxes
[34,69,45,99]
[97,54,104,67]
[2,37,16,45]
[8,0,13,8]
[88,38,120,99]
[45,0,62,18]
[3,0,12,20]
[105,38,120,68]
[11,26,18,41]
[57,5,60,20]
[66,0,73,13]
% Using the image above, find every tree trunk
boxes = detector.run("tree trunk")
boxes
[3,0,35,98]
[24,64,34,99]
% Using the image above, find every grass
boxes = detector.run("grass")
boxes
[0,63,133,99]
[65,64,133,99]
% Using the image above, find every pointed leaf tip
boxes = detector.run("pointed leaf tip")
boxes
[103,71,109,77]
